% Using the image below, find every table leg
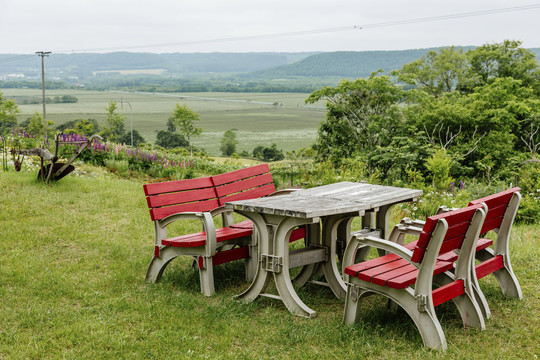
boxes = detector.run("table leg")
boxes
[273,216,319,318]
[234,211,272,303]
[321,214,356,300]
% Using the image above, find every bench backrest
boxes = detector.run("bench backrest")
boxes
[143,164,277,221]
[212,163,276,206]
[411,204,484,263]
[468,187,521,234]
[143,177,219,221]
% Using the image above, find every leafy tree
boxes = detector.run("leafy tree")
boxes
[253,143,284,162]
[466,40,540,94]
[102,100,126,141]
[56,119,100,136]
[306,74,405,172]
[392,46,468,96]
[220,129,238,156]
[28,112,45,136]
[155,130,189,149]
[0,91,20,133]
[117,130,146,147]
[169,104,202,157]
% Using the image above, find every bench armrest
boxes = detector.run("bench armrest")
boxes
[156,211,217,255]
[267,188,300,197]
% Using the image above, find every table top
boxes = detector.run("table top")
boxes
[225,181,423,218]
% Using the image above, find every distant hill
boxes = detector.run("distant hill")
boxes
[0,52,318,79]
[1,48,539,84]
[247,48,468,79]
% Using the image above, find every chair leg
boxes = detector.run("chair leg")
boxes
[145,246,178,283]
[199,256,215,297]
[477,249,523,299]
[389,289,447,351]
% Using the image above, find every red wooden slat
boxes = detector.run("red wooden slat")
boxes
[344,253,401,277]
[150,199,220,221]
[439,235,465,254]
[480,216,504,234]
[215,173,274,197]
[162,227,253,248]
[163,232,207,247]
[211,163,271,186]
[218,184,276,206]
[484,203,509,222]
[215,227,253,242]
[476,238,493,251]
[144,177,214,196]
[411,246,426,264]
[432,279,464,307]
[146,187,217,208]
[468,187,520,207]
[371,263,416,286]
[289,227,306,242]
[229,220,253,229]
[415,231,432,251]
[386,261,453,289]
[357,258,410,283]
[198,246,251,268]
[475,255,504,279]
[444,221,470,241]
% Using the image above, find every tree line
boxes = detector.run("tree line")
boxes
[306,40,540,188]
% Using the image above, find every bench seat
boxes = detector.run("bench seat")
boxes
[162,227,253,248]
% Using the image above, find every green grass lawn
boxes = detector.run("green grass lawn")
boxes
[3,89,325,155]
[1,169,538,359]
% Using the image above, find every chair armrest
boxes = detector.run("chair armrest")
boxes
[342,233,417,280]
[387,222,424,245]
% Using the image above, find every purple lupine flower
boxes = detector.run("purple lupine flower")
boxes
[459,180,465,190]
[450,182,455,192]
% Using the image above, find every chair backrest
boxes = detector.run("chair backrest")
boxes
[143,177,219,221]
[411,204,485,263]
[468,187,521,234]
[212,163,276,206]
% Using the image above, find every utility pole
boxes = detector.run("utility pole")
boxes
[36,51,51,141]
[120,98,133,147]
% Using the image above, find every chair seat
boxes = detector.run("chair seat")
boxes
[162,226,253,248]
[345,253,454,289]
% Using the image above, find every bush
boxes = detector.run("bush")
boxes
[155,130,189,149]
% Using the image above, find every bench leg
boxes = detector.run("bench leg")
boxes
[198,256,215,297]
[145,246,178,283]
[476,249,523,299]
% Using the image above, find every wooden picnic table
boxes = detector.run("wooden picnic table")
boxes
[225,181,423,318]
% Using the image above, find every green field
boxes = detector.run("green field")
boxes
[3,89,326,155]
[1,169,538,359]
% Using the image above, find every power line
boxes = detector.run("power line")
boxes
[0,54,36,64]
[53,4,540,53]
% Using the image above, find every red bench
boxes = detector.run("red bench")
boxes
[143,164,305,296]
[396,187,522,318]
[342,204,487,351]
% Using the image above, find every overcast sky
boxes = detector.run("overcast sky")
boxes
[1,0,539,54]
